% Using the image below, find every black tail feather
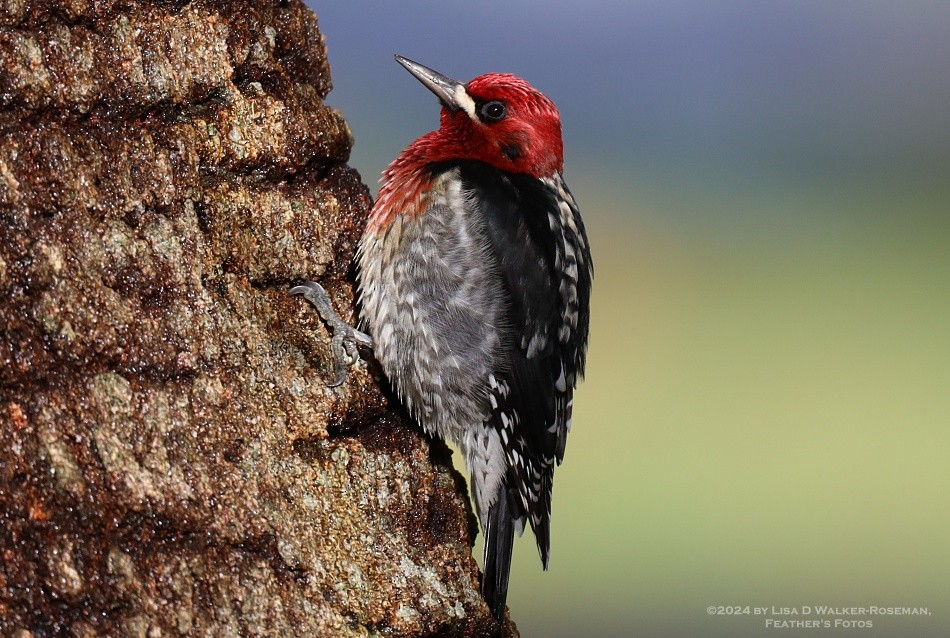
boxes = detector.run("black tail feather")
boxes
[483,486,516,622]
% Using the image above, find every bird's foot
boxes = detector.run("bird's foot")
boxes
[291,281,373,387]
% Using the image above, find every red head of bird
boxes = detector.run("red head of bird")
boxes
[396,55,564,178]
[370,57,565,231]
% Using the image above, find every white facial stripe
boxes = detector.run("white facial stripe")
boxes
[454,85,477,118]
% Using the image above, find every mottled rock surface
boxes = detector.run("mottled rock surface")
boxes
[0,1,514,635]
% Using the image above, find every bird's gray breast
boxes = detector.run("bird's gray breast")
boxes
[358,171,508,439]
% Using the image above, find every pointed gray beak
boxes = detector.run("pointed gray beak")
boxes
[395,55,469,113]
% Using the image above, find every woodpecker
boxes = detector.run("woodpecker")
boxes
[293,55,592,623]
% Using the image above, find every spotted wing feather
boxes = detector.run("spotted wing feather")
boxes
[454,161,592,565]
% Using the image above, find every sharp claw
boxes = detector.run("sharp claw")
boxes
[328,330,349,387]
[329,364,348,388]
[292,280,372,387]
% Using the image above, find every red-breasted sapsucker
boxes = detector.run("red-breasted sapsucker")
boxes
[293,55,592,622]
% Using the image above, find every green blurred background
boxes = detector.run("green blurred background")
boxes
[308,2,950,635]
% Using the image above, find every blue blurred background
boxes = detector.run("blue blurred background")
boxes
[306,2,950,636]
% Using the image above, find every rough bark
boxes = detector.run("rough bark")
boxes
[0,1,515,635]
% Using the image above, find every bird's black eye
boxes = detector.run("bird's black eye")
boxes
[477,100,507,123]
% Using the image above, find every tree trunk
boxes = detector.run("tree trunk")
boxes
[0,1,515,635]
